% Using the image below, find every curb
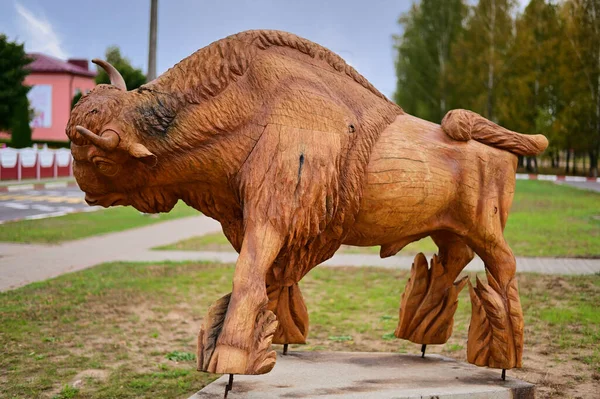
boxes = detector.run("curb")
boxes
[0,181,78,193]
[516,173,600,182]
[0,206,100,225]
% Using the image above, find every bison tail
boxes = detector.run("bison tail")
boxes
[441,109,549,156]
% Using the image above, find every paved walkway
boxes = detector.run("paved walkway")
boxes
[0,216,218,291]
[556,180,600,193]
[144,250,600,275]
[1,216,599,292]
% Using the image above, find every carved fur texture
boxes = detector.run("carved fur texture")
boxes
[197,294,279,375]
[396,253,468,345]
[467,274,524,369]
[267,283,309,344]
[197,293,230,371]
[246,309,279,374]
[442,109,549,156]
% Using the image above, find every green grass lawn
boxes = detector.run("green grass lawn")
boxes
[1,261,598,398]
[0,201,198,244]
[157,181,600,258]
[504,181,600,257]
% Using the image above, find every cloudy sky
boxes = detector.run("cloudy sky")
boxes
[0,0,527,99]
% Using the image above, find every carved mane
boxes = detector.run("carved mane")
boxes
[147,30,393,105]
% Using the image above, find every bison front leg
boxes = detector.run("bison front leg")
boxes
[197,223,283,375]
[267,282,309,345]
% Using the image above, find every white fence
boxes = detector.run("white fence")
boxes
[0,145,73,181]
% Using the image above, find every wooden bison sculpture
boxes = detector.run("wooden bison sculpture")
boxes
[67,30,548,376]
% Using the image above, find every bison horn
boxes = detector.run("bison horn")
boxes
[92,59,127,91]
[75,126,120,151]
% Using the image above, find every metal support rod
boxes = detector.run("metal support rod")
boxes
[421,344,427,358]
[501,369,506,381]
[283,344,288,355]
[224,374,234,398]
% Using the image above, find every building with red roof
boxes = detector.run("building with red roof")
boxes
[1,53,97,144]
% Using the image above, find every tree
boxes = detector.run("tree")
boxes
[450,0,516,122]
[71,91,83,109]
[394,0,468,122]
[499,0,564,171]
[391,0,600,176]
[0,35,32,131]
[561,0,600,177]
[9,96,32,148]
[96,46,147,90]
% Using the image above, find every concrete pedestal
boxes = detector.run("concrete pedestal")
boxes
[189,351,535,398]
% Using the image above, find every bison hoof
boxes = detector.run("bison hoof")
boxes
[207,345,252,374]
[395,253,468,345]
[197,295,278,375]
[467,274,524,369]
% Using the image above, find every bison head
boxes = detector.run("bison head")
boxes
[67,60,164,211]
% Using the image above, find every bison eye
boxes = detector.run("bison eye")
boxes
[91,157,120,176]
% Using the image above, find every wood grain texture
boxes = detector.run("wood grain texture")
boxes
[198,292,279,374]
[197,293,230,372]
[442,109,549,155]
[396,253,469,345]
[267,283,309,345]
[467,275,524,369]
[67,30,547,374]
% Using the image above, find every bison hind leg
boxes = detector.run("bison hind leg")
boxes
[464,234,523,370]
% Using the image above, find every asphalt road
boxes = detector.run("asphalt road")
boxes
[0,186,97,223]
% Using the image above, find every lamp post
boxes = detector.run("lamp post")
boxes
[147,0,158,81]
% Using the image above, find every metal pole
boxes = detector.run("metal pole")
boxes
[147,0,158,81]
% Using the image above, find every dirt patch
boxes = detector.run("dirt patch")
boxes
[71,369,109,388]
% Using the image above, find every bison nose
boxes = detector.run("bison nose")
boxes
[85,194,98,205]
